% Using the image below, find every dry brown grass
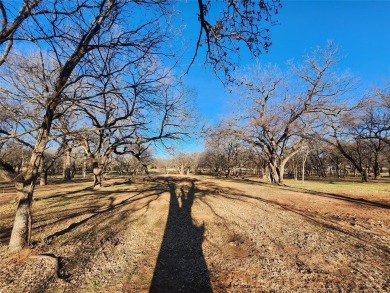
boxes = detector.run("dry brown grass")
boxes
[0,174,389,292]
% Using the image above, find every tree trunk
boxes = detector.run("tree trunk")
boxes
[333,139,369,182]
[20,150,25,174]
[268,163,279,184]
[373,155,380,179]
[261,166,267,179]
[39,158,47,186]
[63,147,72,180]
[225,168,230,178]
[71,163,76,178]
[93,162,102,189]
[40,169,48,186]
[82,153,87,178]
[264,166,271,182]
[301,150,309,183]
[9,148,44,252]
[278,163,285,184]
[41,169,48,186]
[9,178,33,253]
[277,150,302,185]
[361,168,368,182]
[292,158,297,181]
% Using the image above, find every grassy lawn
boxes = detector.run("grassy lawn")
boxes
[0,174,389,292]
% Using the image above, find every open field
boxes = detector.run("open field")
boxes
[0,175,389,292]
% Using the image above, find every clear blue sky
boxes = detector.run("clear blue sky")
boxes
[164,0,390,154]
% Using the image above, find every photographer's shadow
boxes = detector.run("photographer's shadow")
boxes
[150,179,212,292]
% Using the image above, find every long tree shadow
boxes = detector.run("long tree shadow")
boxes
[232,177,390,209]
[150,179,212,293]
[278,185,390,209]
[44,187,165,242]
[200,182,390,253]
[0,184,166,244]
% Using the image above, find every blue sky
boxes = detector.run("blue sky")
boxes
[165,0,390,154]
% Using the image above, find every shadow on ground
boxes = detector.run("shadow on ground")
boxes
[226,177,390,209]
[150,178,212,293]
[0,180,166,244]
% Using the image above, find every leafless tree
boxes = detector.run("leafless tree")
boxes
[58,56,192,187]
[0,0,42,65]
[0,0,282,253]
[0,0,174,253]
[0,142,32,174]
[191,0,281,80]
[321,86,389,181]
[172,153,192,175]
[233,42,353,184]
[112,150,152,176]
[356,100,388,179]
[202,125,246,177]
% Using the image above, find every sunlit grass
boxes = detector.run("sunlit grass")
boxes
[284,177,390,201]
[0,175,166,251]
[1,174,389,292]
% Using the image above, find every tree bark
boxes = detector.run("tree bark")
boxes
[293,159,298,181]
[361,168,368,182]
[82,153,87,178]
[9,178,33,253]
[71,163,76,178]
[39,159,48,186]
[9,147,44,252]
[93,162,102,189]
[268,162,279,184]
[373,155,380,179]
[301,151,309,183]
[63,147,72,180]
[278,163,285,184]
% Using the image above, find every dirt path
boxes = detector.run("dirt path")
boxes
[0,175,389,292]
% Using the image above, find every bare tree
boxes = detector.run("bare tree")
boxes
[60,57,192,187]
[363,86,390,177]
[0,0,282,253]
[38,148,64,185]
[321,87,389,181]
[0,142,32,174]
[172,153,191,175]
[190,0,281,80]
[233,42,353,184]
[0,0,174,252]
[112,150,152,176]
[357,100,388,179]
[0,0,42,65]
[321,110,371,182]
[203,125,245,177]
